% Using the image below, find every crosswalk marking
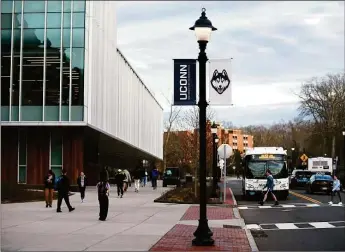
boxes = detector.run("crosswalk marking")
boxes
[238,203,344,210]
[310,222,335,228]
[246,221,345,230]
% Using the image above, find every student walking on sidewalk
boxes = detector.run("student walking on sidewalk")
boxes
[77,172,87,202]
[151,167,159,190]
[133,168,141,193]
[259,169,279,206]
[96,172,110,221]
[44,170,55,208]
[115,169,125,198]
[329,175,342,205]
[56,169,75,213]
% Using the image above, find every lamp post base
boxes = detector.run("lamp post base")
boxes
[192,219,214,246]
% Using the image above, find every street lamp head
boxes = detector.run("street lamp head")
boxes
[211,121,218,134]
[291,147,295,151]
[215,137,219,143]
[342,128,345,136]
[189,8,217,42]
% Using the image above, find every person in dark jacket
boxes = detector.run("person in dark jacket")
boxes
[77,172,87,202]
[56,169,75,213]
[151,167,159,190]
[115,169,126,198]
[259,169,279,206]
[44,170,55,208]
[97,171,110,221]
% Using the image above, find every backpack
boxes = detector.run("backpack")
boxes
[98,182,107,195]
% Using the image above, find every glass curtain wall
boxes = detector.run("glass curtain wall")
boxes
[1,0,85,122]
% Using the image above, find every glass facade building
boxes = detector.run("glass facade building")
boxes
[1,0,85,122]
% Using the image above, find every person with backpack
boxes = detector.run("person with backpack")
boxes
[151,167,159,190]
[77,172,87,203]
[56,169,75,213]
[115,169,125,198]
[259,169,279,206]
[329,175,342,205]
[96,172,110,221]
[44,170,55,208]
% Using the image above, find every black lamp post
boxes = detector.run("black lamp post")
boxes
[211,122,219,198]
[190,8,217,246]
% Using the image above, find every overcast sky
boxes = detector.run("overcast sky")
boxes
[116,1,344,126]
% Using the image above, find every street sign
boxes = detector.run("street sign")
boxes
[300,154,308,162]
[217,144,233,159]
[219,159,224,169]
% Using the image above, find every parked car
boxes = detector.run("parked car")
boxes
[162,167,182,187]
[305,174,333,194]
[290,170,313,188]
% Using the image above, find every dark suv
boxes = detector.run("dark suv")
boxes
[162,167,181,187]
[290,170,313,188]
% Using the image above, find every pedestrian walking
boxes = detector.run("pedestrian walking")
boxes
[44,170,55,208]
[115,169,125,198]
[96,172,110,221]
[140,168,148,187]
[133,168,141,193]
[151,167,159,190]
[259,169,279,206]
[56,169,75,212]
[77,172,87,202]
[329,175,342,205]
[123,169,131,192]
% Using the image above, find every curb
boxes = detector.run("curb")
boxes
[228,187,259,252]
[229,187,238,206]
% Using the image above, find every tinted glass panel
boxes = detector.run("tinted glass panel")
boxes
[47,12,62,28]
[72,28,84,47]
[21,13,45,28]
[47,28,61,48]
[14,1,22,13]
[63,0,72,12]
[48,1,62,12]
[72,13,85,28]
[1,28,11,105]
[63,12,71,28]
[19,166,27,183]
[1,0,13,13]
[62,28,71,47]
[1,29,12,46]
[19,132,27,165]
[51,134,62,166]
[73,1,85,12]
[23,1,45,12]
[1,14,12,29]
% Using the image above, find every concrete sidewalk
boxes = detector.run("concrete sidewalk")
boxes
[1,182,190,251]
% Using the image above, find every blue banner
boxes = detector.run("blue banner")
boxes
[173,59,196,106]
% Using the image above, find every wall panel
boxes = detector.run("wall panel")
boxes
[1,127,18,184]
[84,1,163,160]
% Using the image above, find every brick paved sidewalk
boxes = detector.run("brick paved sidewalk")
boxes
[150,186,253,251]
[149,224,251,251]
[181,205,235,220]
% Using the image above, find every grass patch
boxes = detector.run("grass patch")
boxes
[154,185,223,204]
[1,183,58,204]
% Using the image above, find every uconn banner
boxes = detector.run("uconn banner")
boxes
[173,59,196,106]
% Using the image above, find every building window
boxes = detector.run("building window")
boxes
[18,130,27,184]
[50,133,63,177]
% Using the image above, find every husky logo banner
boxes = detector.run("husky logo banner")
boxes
[208,59,232,105]
[173,59,197,106]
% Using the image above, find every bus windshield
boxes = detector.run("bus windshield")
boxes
[245,160,288,179]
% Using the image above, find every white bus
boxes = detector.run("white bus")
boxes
[242,147,289,200]
[307,157,332,173]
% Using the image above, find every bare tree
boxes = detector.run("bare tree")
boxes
[298,72,345,158]
[162,93,182,170]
